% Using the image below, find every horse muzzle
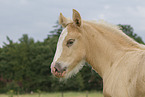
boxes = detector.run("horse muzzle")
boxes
[51,62,67,78]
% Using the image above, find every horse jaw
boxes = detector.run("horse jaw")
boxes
[64,59,86,79]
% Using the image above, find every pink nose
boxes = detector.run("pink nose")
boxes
[51,62,67,78]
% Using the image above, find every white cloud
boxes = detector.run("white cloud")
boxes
[136,6,145,18]
[104,5,111,10]
[98,14,106,20]
[127,6,145,18]
[20,0,28,5]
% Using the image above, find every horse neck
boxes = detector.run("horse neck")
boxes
[83,22,140,77]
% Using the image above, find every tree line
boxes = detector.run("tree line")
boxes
[0,22,144,93]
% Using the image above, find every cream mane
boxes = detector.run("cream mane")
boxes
[84,20,145,50]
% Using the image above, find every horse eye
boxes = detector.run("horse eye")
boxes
[66,39,75,47]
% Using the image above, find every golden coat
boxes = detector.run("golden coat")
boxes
[51,9,145,97]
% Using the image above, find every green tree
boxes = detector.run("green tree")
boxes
[118,24,145,44]
[0,35,53,92]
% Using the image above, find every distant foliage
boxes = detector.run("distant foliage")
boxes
[118,24,145,44]
[0,22,144,93]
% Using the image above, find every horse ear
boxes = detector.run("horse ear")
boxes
[59,13,72,28]
[72,9,81,27]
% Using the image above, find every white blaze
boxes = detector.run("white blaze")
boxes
[53,28,68,62]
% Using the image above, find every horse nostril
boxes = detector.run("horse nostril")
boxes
[63,67,67,71]
[54,62,67,74]
[54,62,61,73]
[54,67,58,72]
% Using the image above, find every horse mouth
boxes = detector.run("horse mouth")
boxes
[52,67,67,78]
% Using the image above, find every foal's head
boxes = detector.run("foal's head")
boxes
[51,9,86,79]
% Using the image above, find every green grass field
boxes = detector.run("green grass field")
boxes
[0,91,103,97]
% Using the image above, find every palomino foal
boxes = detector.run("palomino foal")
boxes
[51,9,145,97]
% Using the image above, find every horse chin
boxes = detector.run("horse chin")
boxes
[64,60,86,79]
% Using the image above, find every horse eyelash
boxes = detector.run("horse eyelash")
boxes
[66,39,75,47]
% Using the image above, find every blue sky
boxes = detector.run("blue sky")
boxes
[0,0,145,47]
